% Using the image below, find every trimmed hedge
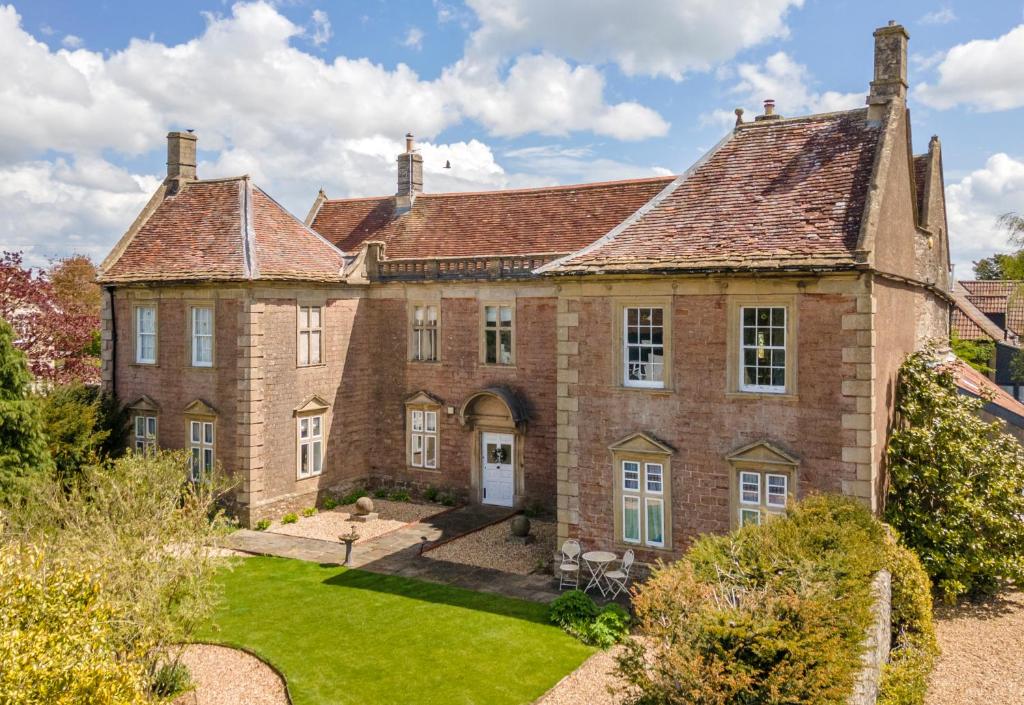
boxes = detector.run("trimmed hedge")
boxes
[619,496,936,705]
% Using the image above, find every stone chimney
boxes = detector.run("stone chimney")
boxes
[868,21,909,105]
[396,132,423,205]
[754,99,781,122]
[166,131,197,180]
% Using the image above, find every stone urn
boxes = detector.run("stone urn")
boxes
[352,496,378,522]
[510,514,531,537]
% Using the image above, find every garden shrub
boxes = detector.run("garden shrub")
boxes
[439,492,457,507]
[549,589,598,627]
[150,661,192,698]
[548,590,629,648]
[321,497,339,510]
[424,485,440,502]
[372,488,388,499]
[281,512,298,524]
[301,507,317,518]
[387,489,411,502]
[254,519,271,531]
[886,348,1024,601]
[39,383,109,483]
[619,496,893,705]
[341,488,368,505]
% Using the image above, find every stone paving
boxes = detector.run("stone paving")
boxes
[226,504,563,603]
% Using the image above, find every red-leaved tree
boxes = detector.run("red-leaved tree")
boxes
[0,252,100,385]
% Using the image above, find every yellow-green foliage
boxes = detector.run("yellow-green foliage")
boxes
[877,532,939,705]
[0,545,149,704]
[619,496,887,705]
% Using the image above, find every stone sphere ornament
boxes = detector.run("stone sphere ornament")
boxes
[510,514,531,537]
[355,496,374,515]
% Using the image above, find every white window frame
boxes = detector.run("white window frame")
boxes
[297,414,324,479]
[133,415,157,455]
[766,473,789,508]
[623,307,665,389]
[483,304,514,365]
[736,469,790,525]
[191,306,213,367]
[621,460,664,547]
[135,305,157,364]
[739,306,787,394]
[412,304,439,362]
[645,497,665,548]
[739,471,761,506]
[298,305,323,367]
[409,408,439,469]
[622,495,641,544]
[189,420,214,482]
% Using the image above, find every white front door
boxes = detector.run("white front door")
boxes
[481,432,514,507]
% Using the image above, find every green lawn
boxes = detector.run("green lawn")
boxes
[198,557,594,705]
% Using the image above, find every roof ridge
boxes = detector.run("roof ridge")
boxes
[734,106,869,130]
[187,174,250,185]
[252,184,350,264]
[320,175,675,204]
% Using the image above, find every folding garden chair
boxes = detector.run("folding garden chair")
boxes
[604,549,634,598]
[558,539,582,590]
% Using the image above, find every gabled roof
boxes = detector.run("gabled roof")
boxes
[541,109,883,274]
[950,282,1014,344]
[309,177,674,260]
[950,358,1024,429]
[958,280,1024,338]
[100,177,347,283]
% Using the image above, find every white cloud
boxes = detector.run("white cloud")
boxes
[702,52,863,129]
[464,0,805,80]
[61,34,82,49]
[502,144,673,183]
[402,27,424,50]
[920,6,957,25]
[916,25,1024,111]
[309,9,331,46]
[945,153,1024,276]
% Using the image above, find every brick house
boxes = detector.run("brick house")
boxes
[99,23,951,562]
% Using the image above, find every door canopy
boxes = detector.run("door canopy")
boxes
[459,386,528,432]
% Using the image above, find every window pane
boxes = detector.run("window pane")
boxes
[191,422,200,443]
[191,448,200,479]
[623,461,640,490]
[425,435,436,468]
[646,499,664,546]
[499,330,512,364]
[298,331,309,365]
[425,411,436,432]
[411,434,423,466]
[740,472,760,504]
[485,306,497,324]
[310,307,321,329]
[766,474,788,507]
[300,443,309,475]
[300,418,309,438]
[313,441,322,474]
[312,416,321,437]
[740,508,761,526]
[135,416,144,437]
[623,496,640,543]
[147,417,157,436]
[298,307,309,329]
[411,410,423,431]
[204,423,213,444]
[309,331,321,364]
[203,448,213,471]
[427,305,437,323]
[646,463,663,493]
[486,330,497,363]
[500,306,512,324]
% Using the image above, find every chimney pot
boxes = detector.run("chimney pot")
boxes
[166,131,197,181]
[405,132,415,153]
[753,99,781,122]
[868,22,909,105]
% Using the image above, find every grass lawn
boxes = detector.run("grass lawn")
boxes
[198,556,595,705]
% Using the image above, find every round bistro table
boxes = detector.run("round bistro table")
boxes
[581,550,617,596]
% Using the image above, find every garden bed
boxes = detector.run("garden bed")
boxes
[423,517,556,575]
[266,499,444,545]
[173,644,287,705]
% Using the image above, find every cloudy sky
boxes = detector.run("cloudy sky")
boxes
[1,1,1023,277]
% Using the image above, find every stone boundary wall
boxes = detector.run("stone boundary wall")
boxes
[849,569,892,705]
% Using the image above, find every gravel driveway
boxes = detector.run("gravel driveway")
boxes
[926,591,1024,704]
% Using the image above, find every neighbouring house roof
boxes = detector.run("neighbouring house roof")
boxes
[540,109,883,274]
[957,280,1024,338]
[100,177,347,283]
[951,357,1024,430]
[950,281,1013,343]
[308,177,675,260]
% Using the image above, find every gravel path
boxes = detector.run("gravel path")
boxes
[927,591,1024,704]
[425,517,556,575]
[267,500,443,544]
[536,646,628,705]
[173,644,288,705]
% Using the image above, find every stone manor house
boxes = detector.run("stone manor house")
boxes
[99,23,951,562]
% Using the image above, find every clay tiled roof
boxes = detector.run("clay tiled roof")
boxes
[101,177,346,283]
[951,358,1024,426]
[950,282,1009,342]
[310,177,675,260]
[958,280,1024,337]
[542,110,882,274]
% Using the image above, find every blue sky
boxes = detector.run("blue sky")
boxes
[2,1,1023,276]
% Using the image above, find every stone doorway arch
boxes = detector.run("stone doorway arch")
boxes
[459,386,528,507]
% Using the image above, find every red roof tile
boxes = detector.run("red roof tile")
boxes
[951,358,1024,422]
[101,177,346,283]
[310,177,675,260]
[950,282,1008,342]
[543,110,882,273]
[958,280,1024,337]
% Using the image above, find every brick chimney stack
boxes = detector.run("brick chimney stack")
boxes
[868,21,909,105]
[396,132,423,199]
[166,131,197,181]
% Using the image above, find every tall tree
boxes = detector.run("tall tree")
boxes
[0,318,53,503]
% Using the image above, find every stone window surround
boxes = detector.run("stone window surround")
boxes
[479,299,516,367]
[725,294,799,399]
[133,413,158,455]
[408,299,441,363]
[187,302,215,369]
[613,297,674,392]
[296,413,324,479]
[408,407,439,470]
[293,395,330,482]
[185,410,216,483]
[726,440,799,530]
[609,432,674,552]
[133,303,158,365]
[296,301,325,368]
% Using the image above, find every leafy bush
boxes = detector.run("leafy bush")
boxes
[321,497,339,510]
[372,488,388,499]
[424,485,440,502]
[440,492,457,507]
[150,661,192,698]
[281,512,298,524]
[549,589,598,627]
[582,604,631,648]
[548,590,629,648]
[951,331,994,375]
[387,489,411,502]
[254,519,271,531]
[619,496,891,704]
[301,507,317,518]
[341,488,369,504]
[886,348,1024,601]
